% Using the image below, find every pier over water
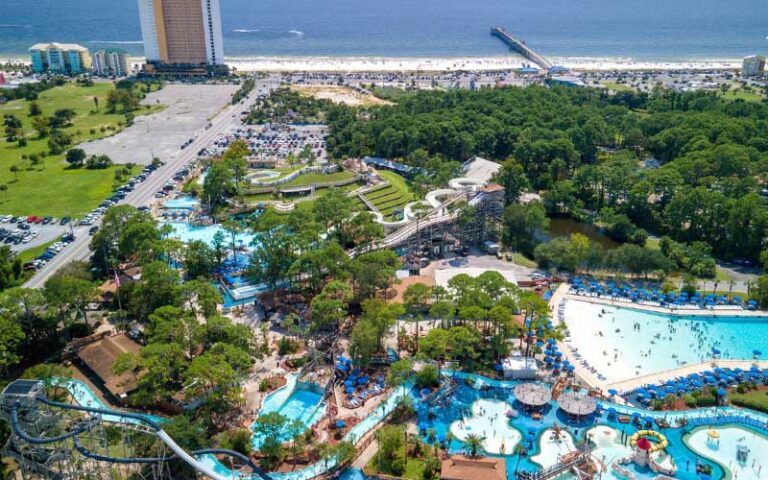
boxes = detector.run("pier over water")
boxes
[491,26,552,70]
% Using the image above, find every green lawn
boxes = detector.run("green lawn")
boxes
[728,388,768,413]
[366,456,425,480]
[265,184,364,214]
[510,252,538,268]
[279,170,357,188]
[602,81,634,93]
[364,170,415,219]
[17,239,58,264]
[719,83,764,102]
[644,236,661,251]
[0,82,161,216]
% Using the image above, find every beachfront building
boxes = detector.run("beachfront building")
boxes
[742,55,766,77]
[92,48,130,77]
[29,43,92,75]
[137,0,226,76]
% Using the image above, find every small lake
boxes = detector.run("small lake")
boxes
[543,218,620,250]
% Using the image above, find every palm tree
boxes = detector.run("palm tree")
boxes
[463,434,485,457]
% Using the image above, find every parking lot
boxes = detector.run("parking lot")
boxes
[81,84,239,165]
[14,161,166,272]
[206,123,328,164]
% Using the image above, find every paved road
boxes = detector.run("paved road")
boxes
[24,77,280,289]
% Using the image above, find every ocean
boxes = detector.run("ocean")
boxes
[1,0,767,61]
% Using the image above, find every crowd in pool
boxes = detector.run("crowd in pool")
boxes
[569,277,758,310]
[560,298,768,381]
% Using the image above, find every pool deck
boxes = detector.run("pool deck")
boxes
[548,283,768,395]
[563,292,766,317]
[605,359,768,393]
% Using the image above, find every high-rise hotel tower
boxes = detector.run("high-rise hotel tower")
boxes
[137,0,225,74]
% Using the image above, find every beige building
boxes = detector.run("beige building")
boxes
[92,49,130,77]
[137,0,224,69]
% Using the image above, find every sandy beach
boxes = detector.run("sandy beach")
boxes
[1,54,742,73]
[226,55,742,72]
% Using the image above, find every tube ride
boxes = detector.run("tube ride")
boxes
[629,430,669,453]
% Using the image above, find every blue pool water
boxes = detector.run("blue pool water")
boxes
[163,222,257,248]
[563,300,768,380]
[50,374,768,480]
[52,378,163,425]
[163,196,200,210]
[253,374,326,448]
[416,372,768,480]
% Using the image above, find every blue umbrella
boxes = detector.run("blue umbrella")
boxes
[344,380,354,387]
[712,347,721,355]
[717,388,728,397]
[335,420,346,428]
[345,387,355,394]
[608,389,618,396]
[544,356,554,363]
[420,388,431,397]
[754,350,762,357]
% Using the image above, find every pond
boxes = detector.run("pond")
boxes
[544,217,620,250]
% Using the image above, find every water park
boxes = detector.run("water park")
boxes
[7,362,768,480]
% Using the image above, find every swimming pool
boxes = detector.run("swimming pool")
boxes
[686,426,768,480]
[163,222,257,247]
[253,374,326,448]
[562,299,768,381]
[163,196,200,210]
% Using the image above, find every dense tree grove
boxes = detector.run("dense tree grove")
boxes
[324,85,768,266]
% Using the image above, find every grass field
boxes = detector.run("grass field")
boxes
[510,252,538,268]
[366,456,425,480]
[362,170,414,219]
[0,82,161,216]
[279,170,357,188]
[17,239,58,265]
[719,82,765,102]
[602,81,635,92]
[728,387,768,413]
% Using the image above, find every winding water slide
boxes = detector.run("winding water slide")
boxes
[360,173,489,251]
[9,396,271,480]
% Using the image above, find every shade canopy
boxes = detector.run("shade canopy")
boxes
[513,383,552,407]
[558,391,598,416]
